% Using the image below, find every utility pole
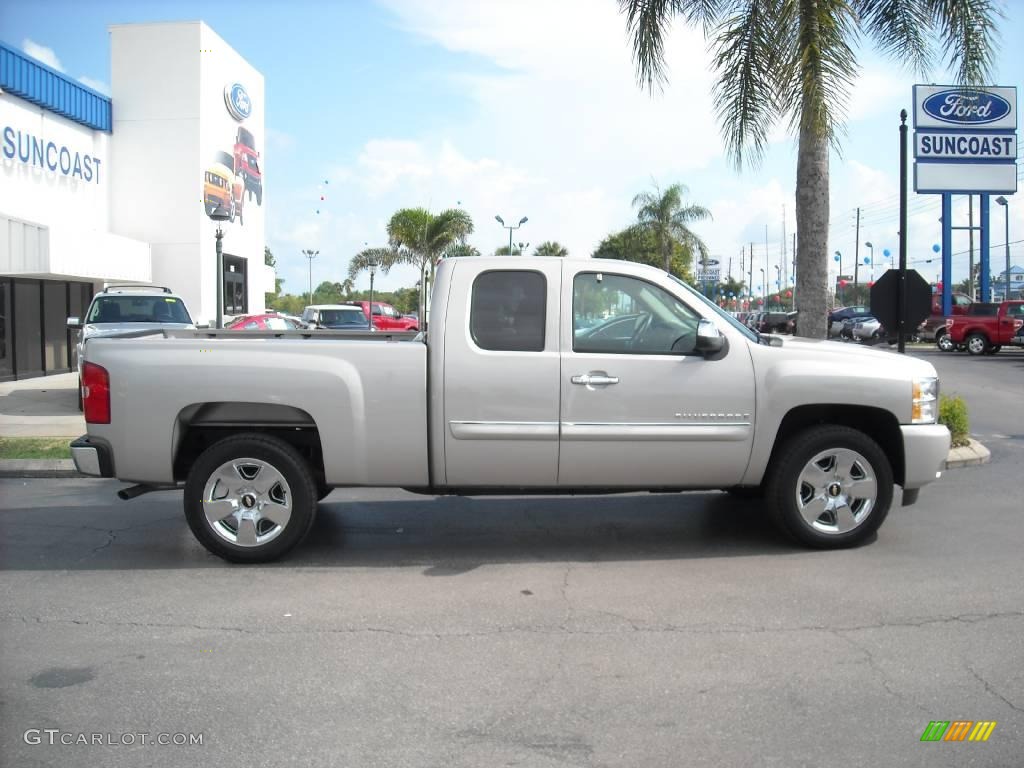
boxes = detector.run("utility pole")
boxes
[781,205,787,294]
[302,249,319,307]
[853,207,861,299]
[749,241,755,304]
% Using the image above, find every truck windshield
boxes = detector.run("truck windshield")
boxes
[666,275,758,343]
[87,296,192,324]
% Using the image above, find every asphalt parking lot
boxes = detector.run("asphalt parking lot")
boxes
[1,347,1022,767]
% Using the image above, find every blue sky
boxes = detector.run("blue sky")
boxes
[2,0,1022,297]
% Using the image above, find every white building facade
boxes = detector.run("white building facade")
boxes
[0,21,273,381]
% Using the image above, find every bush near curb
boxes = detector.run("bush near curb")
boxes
[939,394,970,448]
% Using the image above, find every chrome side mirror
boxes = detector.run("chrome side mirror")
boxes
[66,316,81,330]
[695,319,726,356]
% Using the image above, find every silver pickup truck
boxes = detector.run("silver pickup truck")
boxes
[72,257,950,562]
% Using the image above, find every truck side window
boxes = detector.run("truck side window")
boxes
[573,273,700,355]
[470,270,546,352]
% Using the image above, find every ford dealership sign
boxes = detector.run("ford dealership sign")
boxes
[224,83,252,122]
[912,84,1017,195]
[922,89,1011,125]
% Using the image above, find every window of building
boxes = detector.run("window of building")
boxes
[223,255,248,315]
[470,270,546,352]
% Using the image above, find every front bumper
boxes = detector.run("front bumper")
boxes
[70,435,115,478]
[901,424,950,491]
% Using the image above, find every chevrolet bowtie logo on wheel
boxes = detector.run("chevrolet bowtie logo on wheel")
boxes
[920,721,997,742]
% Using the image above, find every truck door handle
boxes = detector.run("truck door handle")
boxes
[572,373,619,386]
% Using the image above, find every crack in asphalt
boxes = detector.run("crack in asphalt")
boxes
[831,631,932,716]
[4,609,1022,640]
[966,665,1024,714]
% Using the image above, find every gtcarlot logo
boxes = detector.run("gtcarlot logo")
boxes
[24,729,204,746]
[920,721,997,742]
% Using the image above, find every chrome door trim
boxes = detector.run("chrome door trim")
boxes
[449,420,559,441]
[562,421,751,441]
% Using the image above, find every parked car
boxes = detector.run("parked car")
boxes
[66,284,195,409]
[919,292,975,350]
[852,316,882,341]
[301,304,370,329]
[72,256,949,562]
[840,315,875,340]
[828,306,869,337]
[225,313,303,331]
[946,300,1024,355]
[346,300,419,331]
[760,312,796,334]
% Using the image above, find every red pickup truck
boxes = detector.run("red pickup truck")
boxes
[346,301,419,331]
[946,301,1024,355]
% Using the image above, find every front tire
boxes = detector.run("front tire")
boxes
[936,330,954,352]
[765,426,893,549]
[184,433,317,563]
[965,333,989,356]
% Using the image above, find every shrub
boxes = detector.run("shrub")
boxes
[939,394,970,448]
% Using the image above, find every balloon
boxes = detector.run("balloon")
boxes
[932,244,940,253]
[839,280,848,287]
[320,195,325,201]
[863,257,870,264]
[833,254,840,262]
[868,281,874,287]
[883,249,891,257]
[786,290,792,297]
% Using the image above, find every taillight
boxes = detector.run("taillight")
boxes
[82,362,111,424]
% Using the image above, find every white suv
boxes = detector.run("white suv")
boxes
[67,285,195,407]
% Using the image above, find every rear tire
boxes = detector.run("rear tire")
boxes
[936,331,954,352]
[965,333,989,356]
[184,433,317,563]
[765,425,892,549]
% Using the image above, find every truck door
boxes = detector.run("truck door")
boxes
[442,262,561,486]
[558,266,756,487]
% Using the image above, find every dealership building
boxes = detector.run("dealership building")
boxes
[0,22,274,380]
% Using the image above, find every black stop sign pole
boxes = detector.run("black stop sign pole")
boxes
[898,109,908,354]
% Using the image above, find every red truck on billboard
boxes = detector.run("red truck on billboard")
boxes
[234,126,262,206]
[946,301,1024,355]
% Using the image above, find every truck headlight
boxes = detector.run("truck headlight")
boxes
[912,377,939,424]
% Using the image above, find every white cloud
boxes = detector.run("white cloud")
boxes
[77,76,110,95]
[22,39,63,71]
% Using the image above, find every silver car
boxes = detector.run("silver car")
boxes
[852,316,882,341]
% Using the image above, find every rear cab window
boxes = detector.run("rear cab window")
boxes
[470,270,546,352]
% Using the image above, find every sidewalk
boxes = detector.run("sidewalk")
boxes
[0,373,85,438]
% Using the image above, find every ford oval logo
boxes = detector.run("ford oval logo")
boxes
[224,83,252,122]
[922,89,1011,125]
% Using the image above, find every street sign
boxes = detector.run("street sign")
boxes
[870,269,932,333]
[699,258,720,267]
[912,85,1018,194]
[697,268,720,283]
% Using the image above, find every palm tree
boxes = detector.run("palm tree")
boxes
[349,207,474,283]
[535,241,569,257]
[631,182,711,275]
[620,1,998,337]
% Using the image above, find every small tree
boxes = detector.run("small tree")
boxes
[535,241,569,257]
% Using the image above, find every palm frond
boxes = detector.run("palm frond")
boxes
[852,0,933,75]
[710,0,790,168]
[348,248,401,280]
[925,0,1000,85]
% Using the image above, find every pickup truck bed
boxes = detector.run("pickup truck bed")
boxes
[73,257,950,562]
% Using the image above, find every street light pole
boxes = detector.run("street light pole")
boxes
[864,242,874,283]
[302,249,319,307]
[995,196,1010,301]
[206,206,231,329]
[759,268,766,307]
[773,265,781,308]
[834,250,843,304]
[495,215,528,254]
[367,257,378,331]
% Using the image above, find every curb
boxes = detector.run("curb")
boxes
[0,459,83,478]
[944,438,991,470]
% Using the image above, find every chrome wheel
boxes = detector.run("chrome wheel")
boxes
[795,448,877,535]
[966,334,988,355]
[202,458,292,547]
[936,332,954,352]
